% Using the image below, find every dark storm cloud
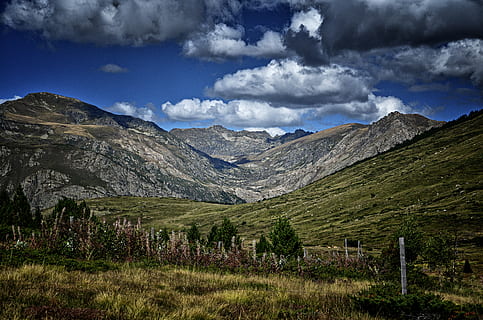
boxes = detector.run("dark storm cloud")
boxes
[0,0,236,46]
[383,39,483,87]
[320,0,483,54]
[284,26,327,65]
[332,39,483,89]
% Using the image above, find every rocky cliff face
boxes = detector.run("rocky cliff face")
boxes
[0,92,444,208]
[234,112,444,199]
[170,126,312,162]
[0,93,243,208]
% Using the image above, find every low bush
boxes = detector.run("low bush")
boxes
[352,282,481,319]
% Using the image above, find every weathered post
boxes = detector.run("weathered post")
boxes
[344,238,349,259]
[399,237,407,295]
[252,240,257,261]
[357,240,363,258]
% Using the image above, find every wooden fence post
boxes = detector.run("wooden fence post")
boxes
[344,238,348,259]
[252,240,257,260]
[357,240,363,258]
[399,237,407,295]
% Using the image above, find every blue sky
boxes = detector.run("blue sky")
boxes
[1,0,482,135]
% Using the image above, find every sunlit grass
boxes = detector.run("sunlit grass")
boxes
[0,264,380,320]
[84,112,483,272]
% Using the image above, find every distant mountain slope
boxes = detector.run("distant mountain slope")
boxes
[236,112,444,199]
[0,92,444,207]
[0,93,243,208]
[87,110,483,268]
[170,125,312,162]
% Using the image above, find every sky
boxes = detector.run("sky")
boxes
[0,0,482,136]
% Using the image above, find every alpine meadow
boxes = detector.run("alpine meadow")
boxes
[1,0,483,319]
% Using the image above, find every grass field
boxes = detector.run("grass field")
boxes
[0,264,380,320]
[3,112,482,320]
[85,111,483,271]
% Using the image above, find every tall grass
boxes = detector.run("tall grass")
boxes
[0,264,378,320]
[5,215,375,281]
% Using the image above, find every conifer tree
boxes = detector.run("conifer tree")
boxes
[187,224,201,243]
[218,217,240,249]
[207,225,219,245]
[12,185,32,227]
[269,217,303,258]
[207,218,240,249]
[0,189,13,225]
[256,234,271,255]
[50,198,92,223]
[34,206,42,228]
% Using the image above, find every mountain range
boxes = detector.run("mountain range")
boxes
[0,92,443,208]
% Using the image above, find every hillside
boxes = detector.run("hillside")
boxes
[234,112,444,199]
[86,110,483,266]
[1,92,444,207]
[0,93,243,208]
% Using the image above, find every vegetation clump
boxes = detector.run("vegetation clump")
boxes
[0,178,481,319]
[269,217,303,258]
[352,283,481,320]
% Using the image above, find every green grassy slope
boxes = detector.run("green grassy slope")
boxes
[86,111,482,264]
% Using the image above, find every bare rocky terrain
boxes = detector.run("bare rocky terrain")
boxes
[0,92,444,208]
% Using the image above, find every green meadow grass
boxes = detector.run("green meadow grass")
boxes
[86,112,482,272]
[0,264,379,320]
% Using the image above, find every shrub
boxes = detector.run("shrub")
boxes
[352,283,481,320]
[255,234,271,255]
[423,233,455,273]
[206,218,240,249]
[187,224,201,244]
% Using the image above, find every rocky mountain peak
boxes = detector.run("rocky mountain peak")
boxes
[1,92,446,207]
[171,126,312,162]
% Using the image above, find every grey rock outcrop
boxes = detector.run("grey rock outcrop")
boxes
[171,126,312,162]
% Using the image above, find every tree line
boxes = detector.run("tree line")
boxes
[0,186,41,228]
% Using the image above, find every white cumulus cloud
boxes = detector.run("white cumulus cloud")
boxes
[183,23,287,60]
[289,7,323,39]
[162,98,305,128]
[244,127,286,137]
[99,63,128,73]
[108,102,156,122]
[313,94,414,122]
[0,95,22,104]
[209,59,372,106]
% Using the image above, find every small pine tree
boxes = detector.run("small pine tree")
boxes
[0,189,13,225]
[269,217,303,258]
[187,224,201,243]
[256,234,271,255]
[12,185,33,227]
[463,259,473,273]
[158,228,170,243]
[218,217,240,249]
[395,216,424,264]
[207,225,219,245]
[50,198,92,224]
[207,218,240,249]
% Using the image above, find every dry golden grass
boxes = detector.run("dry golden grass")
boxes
[0,264,381,320]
